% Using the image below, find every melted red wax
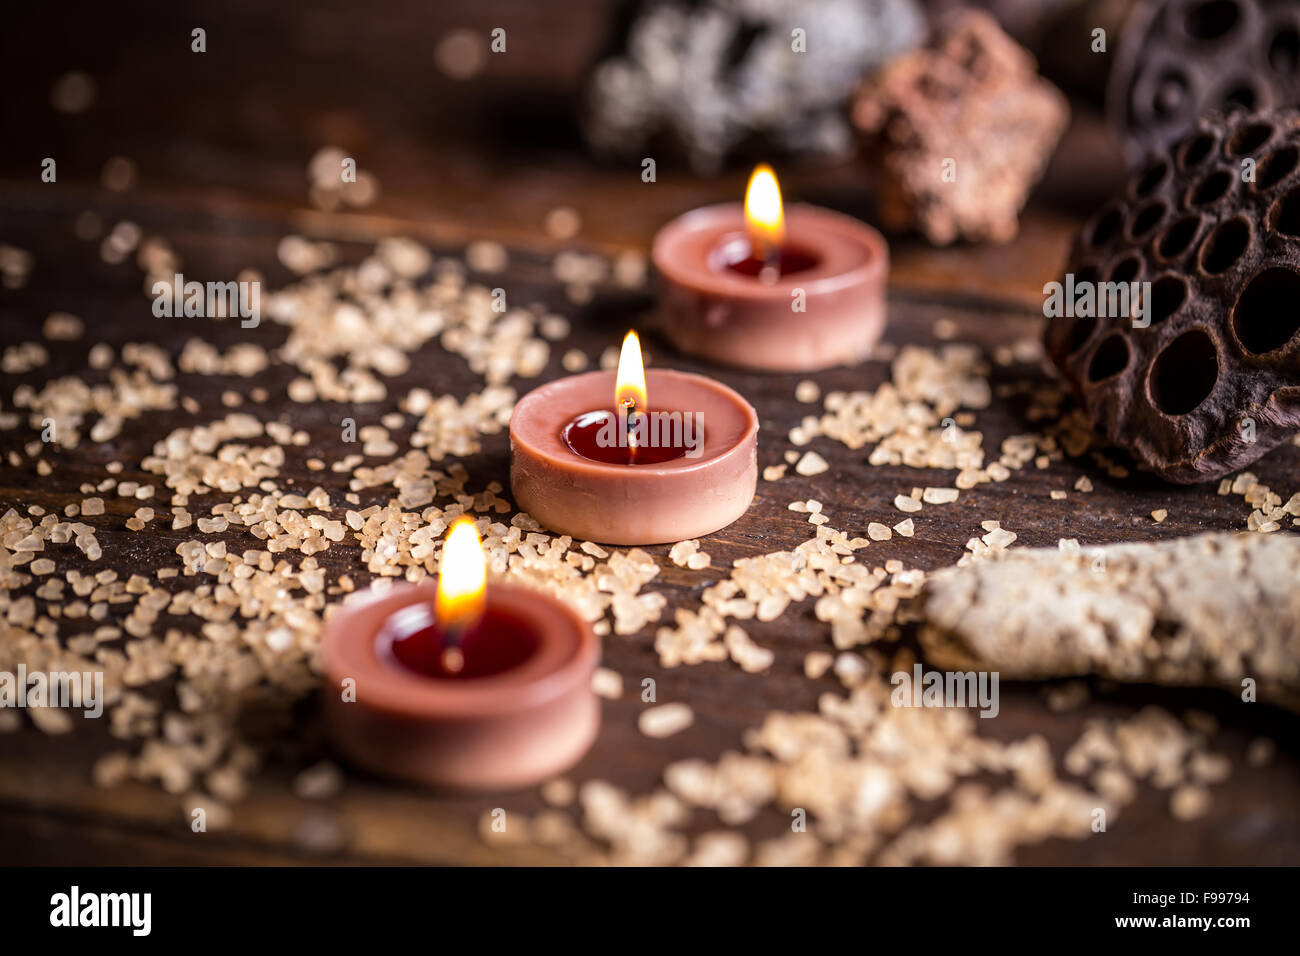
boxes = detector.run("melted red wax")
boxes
[562,409,692,465]
[724,245,820,278]
[382,604,540,679]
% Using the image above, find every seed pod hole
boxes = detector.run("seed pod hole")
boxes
[1185,0,1241,40]
[1269,185,1300,236]
[1132,159,1170,198]
[1066,315,1098,355]
[1233,266,1300,353]
[1269,26,1300,74]
[1088,334,1131,382]
[1089,207,1124,248]
[1150,329,1218,414]
[1220,81,1260,110]
[1179,131,1217,169]
[1254,145,1298,190]
[1158,214,1201,258]
[1128,200,1167,239]
[1191,169,1233,206]
[1228,121,1273,155]
[1109,255,1142,284]
[1148,274,1188,325]
[1199,217,1250,274]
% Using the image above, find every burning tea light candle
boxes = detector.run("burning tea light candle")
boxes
[510,331,758,544]
[321,518,599,790]
[654,164,889,371]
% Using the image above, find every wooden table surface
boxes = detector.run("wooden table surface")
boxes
[1,1,1297,865]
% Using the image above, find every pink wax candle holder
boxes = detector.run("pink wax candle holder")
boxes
[653,165,889,371]
[321,522,599,790]
[510,333,758,545]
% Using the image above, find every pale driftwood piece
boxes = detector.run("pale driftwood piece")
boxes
[920,532,1300,711]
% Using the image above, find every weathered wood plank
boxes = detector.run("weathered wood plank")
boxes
[0,0,1295,865]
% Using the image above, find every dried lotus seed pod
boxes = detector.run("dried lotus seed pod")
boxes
[1045,108,1300,482]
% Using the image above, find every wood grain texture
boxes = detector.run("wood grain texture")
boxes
[0,0,1296,866]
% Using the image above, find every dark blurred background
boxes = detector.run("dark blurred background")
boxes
[0,0,1128,267]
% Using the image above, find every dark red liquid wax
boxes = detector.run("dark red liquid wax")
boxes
[381,604,540,679]
[562,409,694,465]
[712,236,820,279]
[725,249,820,278]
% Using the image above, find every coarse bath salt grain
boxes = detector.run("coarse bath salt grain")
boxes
[638,703,694,738]
[922,487,958,504]
[592,668,624,699]
[795,451,829,476]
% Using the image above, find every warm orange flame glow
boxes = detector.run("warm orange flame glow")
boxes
[745,164,785,256]
[615,330,647,416]
[436,518,486,638]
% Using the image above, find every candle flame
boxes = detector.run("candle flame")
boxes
[745,164,785,256]
[435,518,486,670]
[615,330,647,416]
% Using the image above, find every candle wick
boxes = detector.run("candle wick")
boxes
[751,235,781,286]
[440,622,466,674]
[622,400,639,460]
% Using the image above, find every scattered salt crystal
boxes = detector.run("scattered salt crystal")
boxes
[982,527,1017,549]
[794,451,828,476]
[794,380,820,403]
[639,703,694,738]
[669,540,700,567]
[1170,785,1210,821]
[804,652,833,679]
[592,668,623,699]
[725,626,773,673]
[541,778,576,806]
[544,206,582,240]
[465,240,508,274]
[1247,738,1275,767]
[293,761,343,800]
